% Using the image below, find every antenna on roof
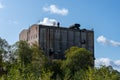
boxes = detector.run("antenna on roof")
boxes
[57,22,60,27]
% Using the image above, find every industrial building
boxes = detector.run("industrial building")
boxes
[19,23,94,61]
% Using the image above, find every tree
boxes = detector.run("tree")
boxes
[0,37,10,76]
[81,66,120,80]
[0,37,10,65]
[62,46,94,79]
[13,40,33,79]
[49,60,63,80]
[14,40,32,66]
[30,43,48,77]
[31,43,47,67]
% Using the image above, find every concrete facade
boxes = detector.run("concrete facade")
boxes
[19,23,94,60]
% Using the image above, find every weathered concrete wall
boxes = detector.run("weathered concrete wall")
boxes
[38,25,94,59]
[27,24,39,45]
[19,29,28,41]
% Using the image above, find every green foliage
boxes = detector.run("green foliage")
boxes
[31,43,47,68]
[0,37,10,65]
[81,66,120,80]
[0,37,120,80]
[40,69,53,80]
[30,43,48,77]
[62,46,94,79]
[49,60,63,80]
[74,69,86,80]
[15,40,32,65]
[65,46,93,68]
[0,37,10,77]
[7,65,21,80]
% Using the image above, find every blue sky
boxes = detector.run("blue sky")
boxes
[0,0,120,71]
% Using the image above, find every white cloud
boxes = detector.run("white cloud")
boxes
[115,60,120,67]
[43,4,68,16]
[37,18,58,26]
[95,58,120,72]
[110,40,120,47]
[97,36,108,44]
[0,2,4,9]
[95,58,113,66]
[97,35,120,47]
